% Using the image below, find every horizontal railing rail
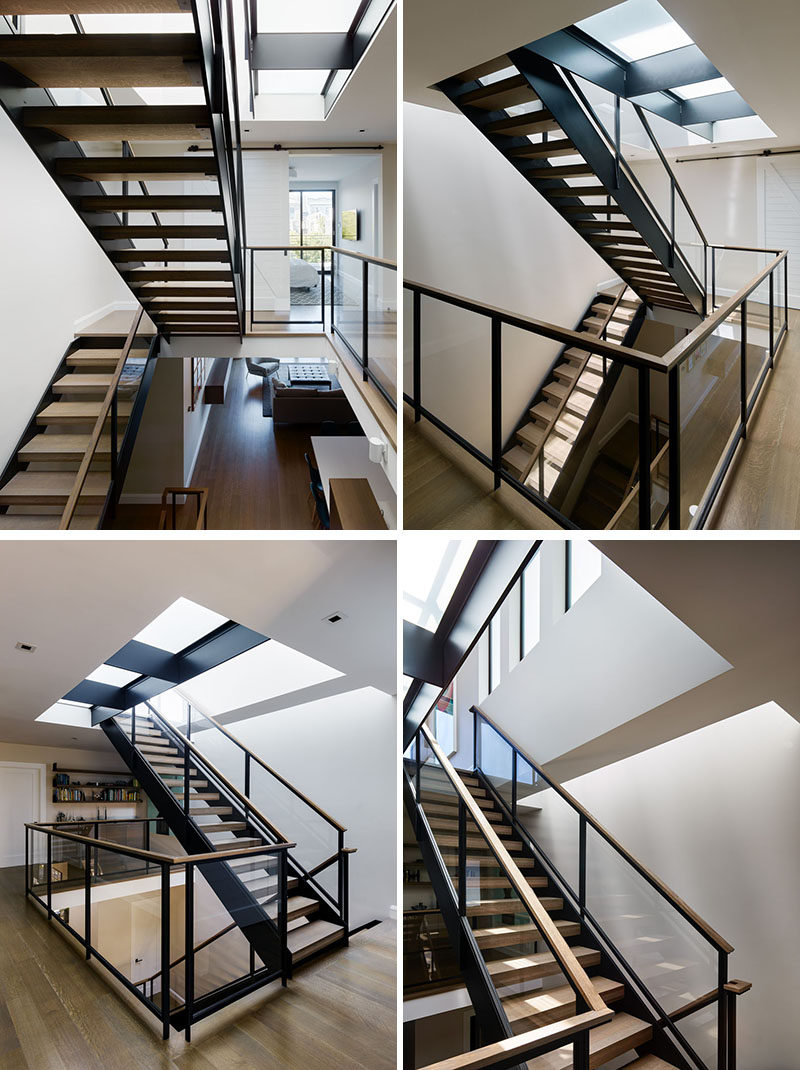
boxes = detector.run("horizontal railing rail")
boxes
[158,486,209,530]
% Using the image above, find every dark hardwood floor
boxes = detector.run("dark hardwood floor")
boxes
[0,866,396,1069]
[114,359,319,530]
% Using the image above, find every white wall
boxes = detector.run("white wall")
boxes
[522,703,800,1070]
[0,107,134,471]
[404,103,621,450]
[121,357,184,501]
[244,153,290,311]
[196,687,396,929]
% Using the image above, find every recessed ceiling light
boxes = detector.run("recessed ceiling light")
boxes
[324,612,347,624]
[15,641,36,653]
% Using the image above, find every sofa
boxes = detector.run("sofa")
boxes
[271,379,355,425]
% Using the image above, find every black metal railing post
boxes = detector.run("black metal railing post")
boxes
[668,365,681,530]
[718,952,729,1069]
[24,827,29,898]
[638,367,652,530]
[280,848,290,984]
[740,300,748,438]
[413,289,421,421]
[184,740,190,816]
[46,833,52,919]
[330,249,336,333]
[474,710,481,771]
[669,178,676,267]
[613,94,621,189]
[361,260,369,381]
[342,847,350,942]
[784,254,789,330]
[457,797,467,920]
[110,391,118,488]
[185,861,194,1042]
[187,702,192,741]
[711,247,717,309]
[160,863,171,1039]
[337,829,345,919]
[769,270,775,368]
[573,1029,590,1069]
[244,752,250,798]
[414,729,422,836]
[511,750,517,824]
[726,987,738,1070]
[491,316,502,490]
[703,241,708,317]
[578,815,586,919]
[131,704,136,747]
[84,841,91,959]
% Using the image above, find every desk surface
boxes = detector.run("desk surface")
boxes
[311,435,396,530]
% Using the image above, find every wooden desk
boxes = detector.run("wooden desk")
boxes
[329,478,387,530]
[311,435,396,529]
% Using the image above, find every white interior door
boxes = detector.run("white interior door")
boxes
[0,763,43,867]
[759,158,800,308]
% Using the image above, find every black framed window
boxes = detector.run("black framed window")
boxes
[289,188,336,267]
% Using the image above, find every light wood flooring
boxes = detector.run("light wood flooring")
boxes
[404,410,561,529]
[711,309,800,528]
[0,866,395,1069]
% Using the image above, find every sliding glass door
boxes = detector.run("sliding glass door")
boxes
[289,189,335,267]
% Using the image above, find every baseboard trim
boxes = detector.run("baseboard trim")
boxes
[74,300,138,333]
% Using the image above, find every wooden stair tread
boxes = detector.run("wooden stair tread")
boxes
[37,400,132,423]
[82,196,222,213]
[210,837,262,850]
[0,470,108,504]
[287,919,344,961]
[542,380,569,402]
[487,945,599,986]
[109,249,229,263]
[0,2,189,11]
[516,422,546,448]
[58,156,217,181]
[508,138,576,158]
[266,895,319,922]
[94,225,226,239]
[17,433,111,461]
[484,110,558,136]
[526,1013,652,1069]
[502,444,531,473]
[0,34,201,89]
[545,185,608,198]
[22,105,211,141]
[565,390,594,417]
[625,1056,679,1069]
[66,349,124,366]
[468,875,548,889]
[458,75,534,110]
[455,56,512,83]
[474,918,579,949]
[194,821,247,832]
[530,400,558,422]
[467,896,562,915]
[0,513,98,529]
[503,976,624,1029]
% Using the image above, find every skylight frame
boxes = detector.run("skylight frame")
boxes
[132,596,230,655]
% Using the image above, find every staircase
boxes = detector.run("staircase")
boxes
[101,704,349,1018]
[406,716,747,1070]
[0,0,243,336]
[0,325,157,528]
[438,51,704,317]
[502,286,643,492]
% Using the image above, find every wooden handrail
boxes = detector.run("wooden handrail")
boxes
[59,306,148,530]
[25,821,293,866]
[158,486,208,530]
[304,845,357,879]
[404,279,666,370]
[472,705,734,953]
[141,704,289,844]
[248,244,397,270]
[660,249,787,372]
[420,725,609,1016]
[187,705,347,833]
[606,437,670,530]
[418,1010,611,1070]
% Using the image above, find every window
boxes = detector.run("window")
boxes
[402,538,477,633]
[521,554,541,656]
[489,618,502,693]
[433,682,456,757]
[289,189,335,266]
[567,542,603,608]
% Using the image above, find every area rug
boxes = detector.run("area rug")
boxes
[262,377,273,417]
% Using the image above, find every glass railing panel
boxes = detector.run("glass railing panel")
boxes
[249,249,293,326]
[28,828,52,899]
[404,907,460,994]
[677,316,752,528]
[478,719,513,812]
[585,826,718,1021]
[711,248,771,309]
[774,258,787,339]
[86,847,163,991]
[519,782,580,894]
[367,262,398,403]
[417,746,461,902]
[674,1002,719,1070]
[419,300,492,461]
[186,709,247,800]
[332,249,364,357]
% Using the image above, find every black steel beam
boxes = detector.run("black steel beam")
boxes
[251,32,353,70]
[682,90,755,125]
[524,27,625,96]
[626,44,719,96]
[403,621,444,686]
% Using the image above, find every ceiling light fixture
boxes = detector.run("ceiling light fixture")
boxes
[324,612,347,624]
[15,641,36,653]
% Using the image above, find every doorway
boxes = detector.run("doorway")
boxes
[0,762,44,867]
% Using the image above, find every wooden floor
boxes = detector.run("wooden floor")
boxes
[405,412,541,529]
[114,358,319,530]
[0,866,396,1069]
[711,310,800,528]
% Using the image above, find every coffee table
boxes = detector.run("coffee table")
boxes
[288,363,331,387]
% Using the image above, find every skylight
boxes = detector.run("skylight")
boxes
[132,597,228,654]
[255,0,362,33]
[672,77,733,100]
[180,640,344,715]
[86,664,140,688]
[403,539,477,633]
[258,70,330,95]
[577,0,692,62]
[612,22,691,61]
[37,701,97,730]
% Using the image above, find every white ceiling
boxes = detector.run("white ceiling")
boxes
[0,540,396,750]
[404,0,800,153]
[243,6,397,146]
[543,540,800,783]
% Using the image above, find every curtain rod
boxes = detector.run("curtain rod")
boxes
[675,146,800,163]
[240,144,384,152]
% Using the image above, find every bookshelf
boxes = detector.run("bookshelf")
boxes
[50,764,145,815]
